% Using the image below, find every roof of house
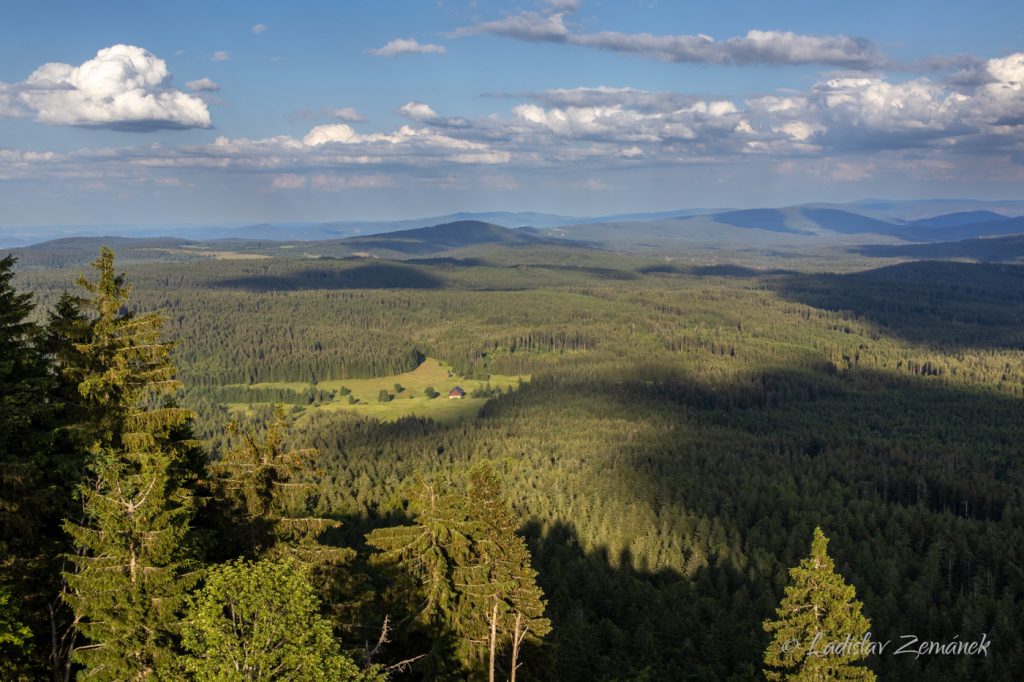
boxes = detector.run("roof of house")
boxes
[449,386,465,394]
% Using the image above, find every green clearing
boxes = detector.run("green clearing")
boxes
[225,357,526,422]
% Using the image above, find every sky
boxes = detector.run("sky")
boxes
[1,0,1023,227]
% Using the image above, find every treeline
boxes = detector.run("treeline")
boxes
[0,251,551,681]
[14,257,1024,396]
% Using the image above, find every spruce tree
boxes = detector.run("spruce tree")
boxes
[62,248,205,680]
[460,464,550,682]
[365,477,475,672]
[763,527,876,681]
[366,467,550,679]
[0,254,75,679]
[209,407,346,564]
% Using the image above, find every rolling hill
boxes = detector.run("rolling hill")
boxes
[334,220,577,256]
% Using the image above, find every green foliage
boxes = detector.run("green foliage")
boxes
[365,467,550,677]
[210,407,347,566]
[461,464,551,681]
[425,385,439,399]
[394,383,404,393]
[62,247,205,679]
[181,558,377,681]
[377,389,392,403]
[763,528,875,681]
[0,578,34,679]
[0,257,88,679]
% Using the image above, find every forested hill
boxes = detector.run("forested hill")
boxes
[335,220,583,256]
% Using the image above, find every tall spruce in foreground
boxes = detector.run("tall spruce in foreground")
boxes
[763,527,876,681]
[460,464,550,682]
[366,465,550,679]
[62,248,205,680]
[365,477,474,672]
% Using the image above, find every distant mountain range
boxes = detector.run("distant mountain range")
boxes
[6,198,1024,249]
[7,199,1024,265]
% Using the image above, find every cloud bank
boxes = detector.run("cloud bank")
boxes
[453,6,884,68]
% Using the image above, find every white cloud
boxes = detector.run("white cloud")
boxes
[397,101,469,128]
[186,77,220,92]
[369,38,446,57]
[331,107,366,122]
[398,101,439,122]
[452,11,570,42]
[6,52,1024,190]
[454,5,884,68]
[302,123,360,146]
[212,51,229,61]
[252,24,267,34]
[0,44,211,130]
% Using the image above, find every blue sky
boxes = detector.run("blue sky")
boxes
[1,0,1023,227]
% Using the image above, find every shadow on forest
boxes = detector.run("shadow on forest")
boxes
[711,260,1024,350]
[403,257,491,267]
[851,235,1024,262]
[518,263,640,281]
[209,263,446,291]
[289,356,1024,679]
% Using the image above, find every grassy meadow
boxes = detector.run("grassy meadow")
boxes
[225,357,526,422]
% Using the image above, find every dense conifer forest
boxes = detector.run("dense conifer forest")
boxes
[3,244,1023,680]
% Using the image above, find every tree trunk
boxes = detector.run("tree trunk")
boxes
[489,600,499,682]
[510,612,524,682]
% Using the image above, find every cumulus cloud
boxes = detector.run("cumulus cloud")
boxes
[186,77,220,92]
[512,99,743,145]
[0,44,211,130]
[369,38,446,57]
[397,101,469,127]
[297,122,508,163]
[504,52,1024,158]
[398,101,439,122]
[252,24,267,34]
[212,51,229,61]
[454,5,884,68]
[6,51,1024,190]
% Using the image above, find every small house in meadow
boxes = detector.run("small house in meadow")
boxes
[448,386,466,399]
